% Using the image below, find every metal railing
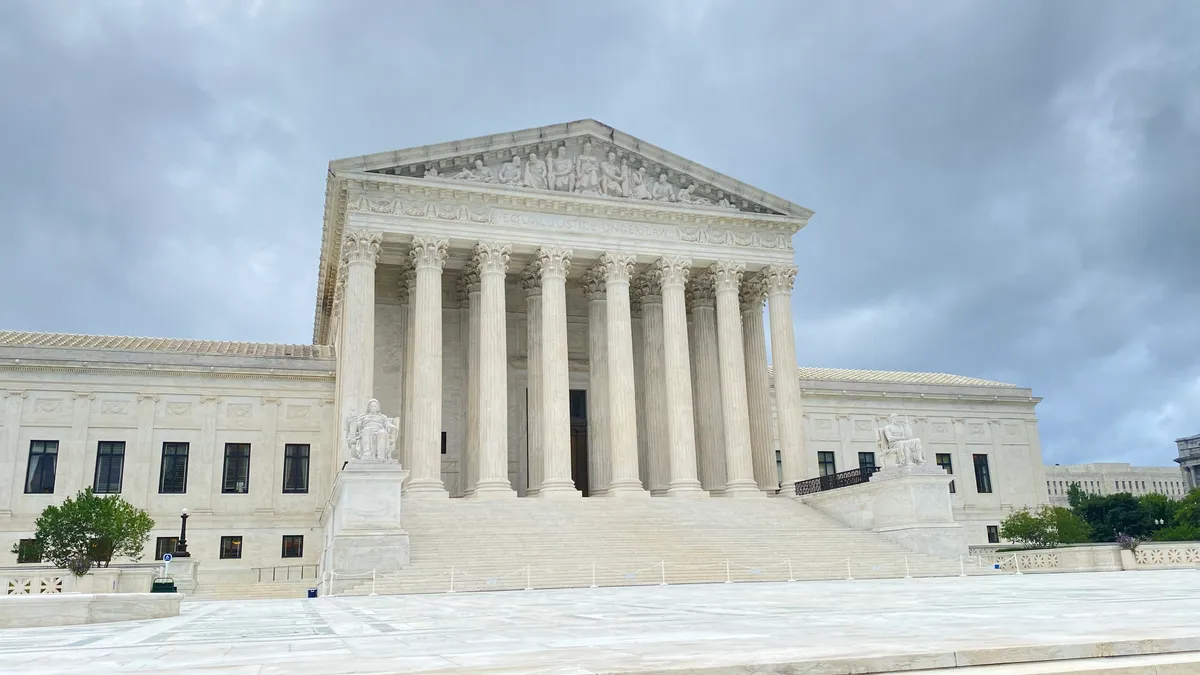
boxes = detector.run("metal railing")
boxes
[794,467,879,496]
[252,564,319,582]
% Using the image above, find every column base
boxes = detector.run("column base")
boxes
[537,480,581,498]
[666,480,709,497]
[650,488,670,497]
[604,482,651,498]
[469,481,517,498]
[720,481,765,497]
[524,487,541,497]
[405,478,449,498]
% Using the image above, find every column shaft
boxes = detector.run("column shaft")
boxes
[764,265,807,488]
[638,279,670,495]
[473,243,515,497]
[461,269,481,496]
[740,280,777,492]
[688,276,726,494]
[337,229,381,463]
[537,247,580,497]
[600,253,646,495]
[711,262,760,496]
[401,270,417,475]
[407,237,449,496]
[582,271,611,496]
[521,271,544,495]
[656,257,705,496]
[630,299,649,490]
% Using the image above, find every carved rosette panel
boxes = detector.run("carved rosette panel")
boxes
[654,256,692,289]
[534,247,572,280]
[686,273,716,309]
[709,261,745,294]
[473,242,511,276]
[410,237,449,270]
[342,229,383,265]
[579,268,606,300]
[598,252,636,284]
[738,273,766,310]
[760,264,798,295]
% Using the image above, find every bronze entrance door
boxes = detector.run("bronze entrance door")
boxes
[568,389,589,496]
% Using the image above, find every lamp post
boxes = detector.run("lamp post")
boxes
[1154,518,1165,528]
[174,508,191,558]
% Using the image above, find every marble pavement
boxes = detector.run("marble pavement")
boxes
[1,571,1199,674]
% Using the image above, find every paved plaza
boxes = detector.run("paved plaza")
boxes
[1,571,1199,674]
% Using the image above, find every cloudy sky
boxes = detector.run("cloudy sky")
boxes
[1,1,1197,467]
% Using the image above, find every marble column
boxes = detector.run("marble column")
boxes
[401,269,417,476]
[600,252,646,496]
[536,247,579,497]
[654,257,705,496]
[520,269,544,496]
[473,242,516,497]
[688,273,727,494]
[637,274,670,495]
[740,277,777,492]
[710,262,760,496]
[630,293,649,491]
[338,229,382,462]
[459,264,481,497]
[763,264,807,488]
[407,236,449,496]
[581,268,611,496]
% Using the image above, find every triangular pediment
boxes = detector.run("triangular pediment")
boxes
[328,119,812,219]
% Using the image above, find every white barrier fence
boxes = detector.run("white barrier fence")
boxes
[316,554,1037,597]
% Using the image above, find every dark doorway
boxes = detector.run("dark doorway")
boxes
[569,389,589,496]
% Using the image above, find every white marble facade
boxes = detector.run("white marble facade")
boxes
[0,120,1059,574]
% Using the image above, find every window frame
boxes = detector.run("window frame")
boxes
[282,444,311,494]
[972,453,993,494]
[857,452,876,474]
[16,538,42,564]
[281,535,304,559]
[219,535,243,560]
[817,451,837,477]
[93,441,126,494]
[987,525,1000,544]
[936,452,955,493]
[155,537,179,561]
[158,442,190,494]
[221,443,251,494]
[24,440,59,494]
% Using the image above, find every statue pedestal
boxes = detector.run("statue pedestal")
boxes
[324,459,410,575]
[798,463,967,559]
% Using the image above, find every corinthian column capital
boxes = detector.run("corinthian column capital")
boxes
[632,273,662,305]
[456,262,480,301]
[535,246,572,280]
[739,274,766,311]
[579,268,606,300]
[598,252,636,283]
[473,241,511,276]
[410,236,449,270]
[760,264,798,295]
[686,274,716,309]
[653,256,692,289]
[342,229,383,265]
[520,266,542,297]
[709,261,745,293]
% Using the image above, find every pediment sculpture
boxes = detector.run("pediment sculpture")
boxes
[876,414,927,469]
[345,398,399,461]
[419,139,745,212]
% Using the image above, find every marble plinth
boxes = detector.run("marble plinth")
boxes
[0,592,180,628]
[326,460,410,574]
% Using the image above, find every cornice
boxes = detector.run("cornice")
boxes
[792,387,1041,406]
[0,360,336,383]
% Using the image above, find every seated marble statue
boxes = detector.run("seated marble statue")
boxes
[876,414,926,468]
[345,399,399,461]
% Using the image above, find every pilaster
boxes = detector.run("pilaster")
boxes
[0,391,27,516]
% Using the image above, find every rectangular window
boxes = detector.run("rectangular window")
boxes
[159,442,189,494]
[987,525,1000,544]
[24,440,59,494]
[281,535,304,559]
[282,444,310,494]
[857,452,876,474]
[93,441,126,494]
[222,444,251,494]
[16,539,42,564]
[440,431,447,455]
[817,451,837,477]
[219,536,243,559]
[936,453,955,493]
[972,454,993,494]
[155,537,179,561]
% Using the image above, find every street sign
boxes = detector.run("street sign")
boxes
[163,553,173,563]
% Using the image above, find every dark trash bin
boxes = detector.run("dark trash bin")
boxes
[307,588,318,598]
[151,577,177,593]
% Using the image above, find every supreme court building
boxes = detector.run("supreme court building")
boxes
[0,121,1050,583]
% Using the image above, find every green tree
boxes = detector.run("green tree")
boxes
[1000,505,1091,548]
[1151,523,1200,542]
[1139,492,1179,532]
[10,488,154,576]
[1075,492,1151,542]
[1173,489,1200,531]
[1067,482,1089,510]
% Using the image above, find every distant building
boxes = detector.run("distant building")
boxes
[1177,433,1200,491]
[1044,463,1188,506]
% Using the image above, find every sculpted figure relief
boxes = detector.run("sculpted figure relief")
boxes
[550,146,574,192]
[600,151,626,197]
[628,166,652,200]
[498,155,523,186]
[876,414,927,468]
[523,152,548,190]
[574,141,601,194]
[345,399,399,461]
[651,173,675,202]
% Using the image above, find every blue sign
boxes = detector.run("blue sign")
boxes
[163,553,173,563]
